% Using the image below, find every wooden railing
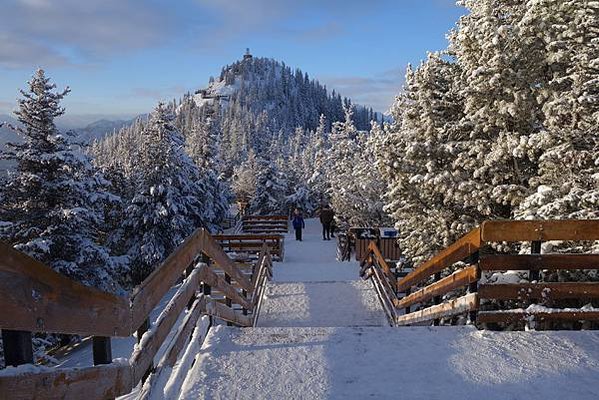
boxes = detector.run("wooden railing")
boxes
[0,228,274,399]
[360,220,599,329]
[359,242,398,325]
[242,215,288,234]
[213,234,285,261]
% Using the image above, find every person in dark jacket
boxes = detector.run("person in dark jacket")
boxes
[292,208,305,241]
[319,205,335,240]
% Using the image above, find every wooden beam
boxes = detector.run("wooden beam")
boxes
[201,234,254,294]
[478,283,599,301]
[161,296,207,367]
[0,242,131,337]
[395,293,479,326]
[1,330,33,367]
[395,266,479,309]
[480,254,599,271]
[130,229,206,329]
[204,299,253,327]
[477,310,599,324]
[130,270,200,384]
[0,362,134,400]
[481,220,599,242]
[396,228,481,293]
[197,266,253,311]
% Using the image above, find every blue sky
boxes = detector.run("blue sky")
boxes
[0,0,466,120]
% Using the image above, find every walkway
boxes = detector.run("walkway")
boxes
[176,219,599,400]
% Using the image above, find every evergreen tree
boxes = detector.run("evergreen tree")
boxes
[120,104,204,284]
[0,69,121,292]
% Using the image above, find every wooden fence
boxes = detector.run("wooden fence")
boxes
[360,220,599,328]
[242,215,288,234]
[213,234,285,261]
[0,228,273,399]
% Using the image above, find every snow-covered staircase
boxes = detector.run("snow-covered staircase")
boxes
[172,219,392,399]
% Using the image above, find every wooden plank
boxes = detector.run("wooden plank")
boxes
[242,215,288,221]
[478,283,599,301]
[0,242,131,337]
[161,296,207,367]
[481,220,599,242]
[205,299,253,327]
[0,362,134,400]
[480,254,599,271]
[395,293,479,326]
[130,270,200,383]
[395,266,479,309]
[213,234,284,240]
[197,265,253,311]
[368,242,396,289]
[477,310,599,324]
[396,228,481,293]
[130,229,206,329]
[201,234,254,294]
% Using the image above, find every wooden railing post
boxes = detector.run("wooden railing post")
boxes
[1,329,33,367]
[527,241,542,330]
[530,241,541,281]
[467,251,480,325]
[137,319,152,382]
[404,288,411,315]
[92,336,112,365]
[242,289,248,315]
[224,273,233,326]
[432,272,442,326]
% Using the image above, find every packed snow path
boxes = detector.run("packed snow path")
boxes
[258,218,387,327]
[178,326,599,400]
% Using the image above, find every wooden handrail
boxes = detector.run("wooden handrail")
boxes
[396,227,481,293]
[481,219,599,242]
[0,241,131,337]
[0,224,275,399]
[361,219,599,328]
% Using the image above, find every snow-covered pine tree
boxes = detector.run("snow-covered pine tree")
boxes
[120,104,204,284]
[516,0,599,222]
[250,156,288,215]
[327,104,363,226]
[378,53,470,261]
[0,69,122,293]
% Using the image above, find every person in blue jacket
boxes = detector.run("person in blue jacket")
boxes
[291,208,306,241]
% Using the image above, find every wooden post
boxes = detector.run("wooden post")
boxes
[527,241,542,330]
[242,289,248,316]
[467,252,480,325]
[1,330,33,367]
[136,319,152,382]
[432,272,442,326]
[530,241,541,282]
[225,273,233,326]
[92,336,112,365]
[404,288,411,315]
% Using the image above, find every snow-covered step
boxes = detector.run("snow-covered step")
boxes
[258,280,387,327]
[177,325,599,400]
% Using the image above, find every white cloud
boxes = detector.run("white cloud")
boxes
[320,68,405,112]
[0,0,176,68]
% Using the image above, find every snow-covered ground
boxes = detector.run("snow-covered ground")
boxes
[259,281,386,327]
[258,218,386,327]
[273,219,359,282]
[178,325,599,400]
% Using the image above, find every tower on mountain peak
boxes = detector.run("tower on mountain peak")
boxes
[244,48,253,60]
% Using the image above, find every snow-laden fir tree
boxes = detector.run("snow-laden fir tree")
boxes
[378,53,470,261]
[250,155,288,215]
[515,0,599,222]
[119,104,204,284]
[0,69,122,292]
